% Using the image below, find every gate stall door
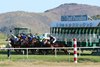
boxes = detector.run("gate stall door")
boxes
[89,28,92,47]
[95,28,100,46]
[92,28,97,47]
[81,28,86,47]
[55,28,59,40]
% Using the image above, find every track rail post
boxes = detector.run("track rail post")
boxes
[73,38,77,63]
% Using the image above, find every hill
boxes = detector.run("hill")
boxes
[45,3,100,16]
[0,3,100,34]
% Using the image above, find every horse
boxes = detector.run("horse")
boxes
[42,39,69,54]
[8,34,42,54]
[30,37,46,54]
[6,34,22,53]
[8,34,32,54]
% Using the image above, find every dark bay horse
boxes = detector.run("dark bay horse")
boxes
[30,37,47,54]
[8,34,33,54]
[8,34,43,54]
[7,35,22,53]
[43,39,69,54]
[8,34,69,55]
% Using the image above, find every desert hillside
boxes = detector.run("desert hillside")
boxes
[0,3,100,34]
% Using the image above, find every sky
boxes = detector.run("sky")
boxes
[0,0,100,13]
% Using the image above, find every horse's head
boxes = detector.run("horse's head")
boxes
[31,38,37,44]
[42,39,54,47]
[42,39,49,44]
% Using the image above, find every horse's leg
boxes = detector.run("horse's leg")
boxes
[50,49,55,55]
[62,49,69,55]
[31,49,36,54]
[39,49,46,55]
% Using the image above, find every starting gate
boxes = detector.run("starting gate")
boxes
[50,15,100,47]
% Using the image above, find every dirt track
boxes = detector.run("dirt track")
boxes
[0,61,100,67]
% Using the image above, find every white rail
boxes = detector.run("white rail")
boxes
[0,47,100,50]
[0,47,100,62]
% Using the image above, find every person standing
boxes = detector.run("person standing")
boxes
[6,41,12,58]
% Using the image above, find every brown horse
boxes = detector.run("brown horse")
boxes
[7,36,22,53]
[30,37,45,54]
[8,34,32,54]
[43,39,69,54]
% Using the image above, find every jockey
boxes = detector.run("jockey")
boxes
[11,34,19,42]
[20,33,27,40]
[27,33,36,42]
[29,33,35,38]
[39,35,45,42]
[35,33,40,40]
[49,35,56,44]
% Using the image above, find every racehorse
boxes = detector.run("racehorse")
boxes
[30,37,46,54]
[8,34,69,55]
[7,34,22,53]
[42,39,69,54]
[8,34,33,54]
[8,34,42,54]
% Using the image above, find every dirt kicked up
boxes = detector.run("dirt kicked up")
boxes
[0,61,100,67]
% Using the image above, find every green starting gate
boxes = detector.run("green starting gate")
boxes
[14,27,31,36]
[50,20,100,47]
